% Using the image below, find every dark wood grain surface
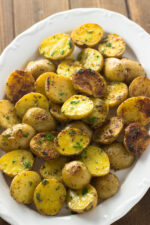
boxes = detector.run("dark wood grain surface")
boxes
[0,0,150,224]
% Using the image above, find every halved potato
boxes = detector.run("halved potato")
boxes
[77,48,104,72]
[93,117,123,144]
[15,93,49,118]
[129,76,150,97]
[50,103,68,123]
[98,34,126,58]
[0,100,20,129]
[10,171,41,204]
[6,70,35,103]
[61,95,94,119]
[0,150,34,177]
[39,33,74,60]
[124,123,150,154]
[117,96,150,125]
[71,23,103,47]
[55,128,90,156]
[72,69,107,98]
[34,178,66,215]
[67,184,98,213]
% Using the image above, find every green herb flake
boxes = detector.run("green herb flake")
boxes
[77,55,82,61]
[12,160,16,164]
[70,100,80,105]
[69,130,76,135]
[24,161,31,169]
[96,55,99,58]
[53,169,58,174]
[85,38,88,42]
[73,145,82,149]
[38,139,43,145]
[6,116,10,120]
[60,50,64,55]
[45,133,54,141]
[56,186,60,191]
[3,134,11,138]
[50,51,55,56]
[87,116,97,122]
[106,42,112,47]
[36,193,42,202]
[59,92,64,96]
[23,133,29,138]
[42,51,45,55]
[82,187,88,195]
[42,179,49,185]
[47,62,52,65]
[67,39,73,49]
[129,145,134,150]
[87,30,93,34]
[29,181,32,186]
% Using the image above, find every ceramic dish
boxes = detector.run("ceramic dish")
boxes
[0,8,150,225]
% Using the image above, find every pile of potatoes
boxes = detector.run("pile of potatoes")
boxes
[0,23,150,216]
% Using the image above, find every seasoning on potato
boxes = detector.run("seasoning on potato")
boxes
[50,103,68,123]
[129,76,150,97]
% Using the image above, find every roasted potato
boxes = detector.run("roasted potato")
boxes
[77,48,104,72]
[34,178,66,215]
[55,128,90,156]
[67,184,98,213]
[92,173,120,200]
[61,95,94,119]
[39,33,74,60]
[93,117,123,144]
[0,123,35,152]
[104,142,135,170]
[71,23,103,47]
[80,145,110,176]
[0,150,34,177]
[6,70,35,103]
[30,132,59,160]
[117,96,150,125]
[129,76,150,97]
[98,34,126,58]
[15,92,49,118]
[25,59,55,79]
[50,103,68,123]
[124,123,150,154]
[0,100,20,129]
[10,171,41,204]
[72,69,107,98]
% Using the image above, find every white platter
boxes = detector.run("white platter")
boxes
[0,8,150,225]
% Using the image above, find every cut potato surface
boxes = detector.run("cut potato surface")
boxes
[124,123,150,154]
[50,103,68,122]
[98,34,126,58]
[0,150,34,177]
[129,76,150,97]
[117,96,150,125]
[78,48,104,72]
[71,23,103,47]
[15,92,49,118]
[30,132,59,160]
[72,69,107,98]
[10,171,41,204]
[39,33,74,60]
[0,100,20,129]
[6,70,35,103]
[80,146,110,176]
[34,178,66,215]
[55,128,90,156]
[61,95,94,119]
[67,184,98,213]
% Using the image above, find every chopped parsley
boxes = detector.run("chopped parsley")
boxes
[45,133,54,141]
[87,116,97,122]
[36,193,42,202]
[53,169,58,174]
[96,55,99,58]
[60,50,64,55]
[56,186,60,191]
[73,141,83,149]
[42,179,49,185]
[70,100,80,104]
[42,51,45,55]
[50,51,55,56]
[6,116,9,120]
[69,130,76,135]
[12,160,16,164]
[38,139,43,145]
[24,161,31,169]
[47,61,52,65]
[23,133,29,138]
[87,30,93,33]
[29,181,33,186]
[3,134,11,138]
[85,38,88,42]
[106,42,112,47]
[82,187,88,195]
[67,39,73,49]
[77,55,82,61]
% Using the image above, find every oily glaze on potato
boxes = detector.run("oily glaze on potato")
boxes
[124,123,150,154]
[50,103,68,123]
[129,76,150,97]
[71,23,103,47]
[72,69,107,98]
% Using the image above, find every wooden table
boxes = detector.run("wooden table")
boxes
[0,0,150,224]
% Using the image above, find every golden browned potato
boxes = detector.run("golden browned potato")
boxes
[71,23,103,47]
[39,33,74,60]
[124,123,150,154]
[6,70,35,103]
[30,132,59,160]
[67,184,98,213]
[25,59,55,79]
[0,123,35,152]
[117,96,150,126]
[93,117,123,144]
[34,178,66,215]
[55,128,90,156]
[129,76,150,97]
[72,69,107,98]
[50,103,68,123]
[92,173,120,200]
[98,34,126,58]
[104,142,135,170]
[10,171,41,204]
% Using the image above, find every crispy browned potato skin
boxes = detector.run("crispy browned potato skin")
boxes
[124,123,150,154]
[72,69,107,98]
[129,76,150,97]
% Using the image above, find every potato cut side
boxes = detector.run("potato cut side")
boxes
[71,23,103,47]
[55,128,90,156]
[98,34,126,58]
[0,100,20,129]
[6,70,35,103]
[61,95,94,119]
[80,145,110,176]
[0,150,34,177]
[67,184,98,213]
[129,76,150,97]
[39,33,74,60]
[10,171,41,204]
[34,178,66,215]
[50,103,68,122]
[15,92,49,118]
